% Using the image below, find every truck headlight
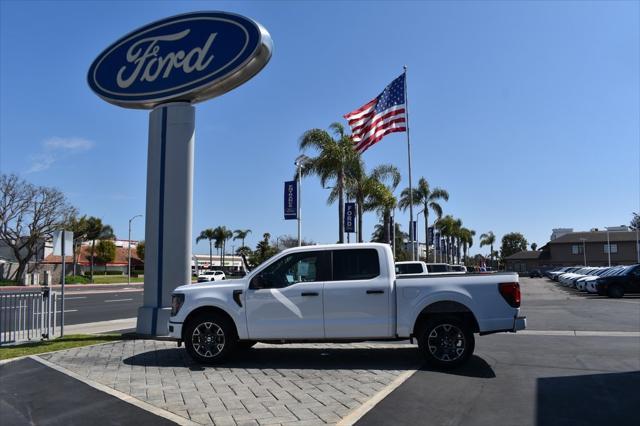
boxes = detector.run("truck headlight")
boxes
[171,293,185,316]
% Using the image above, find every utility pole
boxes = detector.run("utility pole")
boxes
[128,214,143,286]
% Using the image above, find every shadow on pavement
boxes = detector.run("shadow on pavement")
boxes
[536,371,640,426]
[420,355,496,378]
[123,345,424,370]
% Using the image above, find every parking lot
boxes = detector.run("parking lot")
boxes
[2,277,639,425]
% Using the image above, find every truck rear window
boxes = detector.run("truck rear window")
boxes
[332,249,380,281]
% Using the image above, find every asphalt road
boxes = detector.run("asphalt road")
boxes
[1,287,142,334]
[59,289,142,325]
[358,276,640,426]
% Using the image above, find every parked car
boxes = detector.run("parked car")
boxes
[395,261,430,276]
[424,263,450,274]
[197,270,226,282]
[596,264,640,298]
[169,243,526,369]
[529,269,543,278]
[448,265,467,273]
[586,266,627,293]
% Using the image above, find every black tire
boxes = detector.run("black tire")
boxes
[236,340,257,350]
[607,285,624,299]
[184,312,237,364]
[417,316,475,369]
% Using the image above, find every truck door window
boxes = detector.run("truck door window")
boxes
[332,249,380,281]
[250,251,321,289]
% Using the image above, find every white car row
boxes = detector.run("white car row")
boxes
[547,266,628,293]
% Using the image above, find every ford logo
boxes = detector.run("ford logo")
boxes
[88,11,272,109]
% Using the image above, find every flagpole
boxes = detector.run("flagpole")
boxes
[403,65,415,261]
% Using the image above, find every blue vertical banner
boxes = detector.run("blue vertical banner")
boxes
[284,180,297,220]
[344,202,356,233]
[427,226,434,245]
[410,221,417,241]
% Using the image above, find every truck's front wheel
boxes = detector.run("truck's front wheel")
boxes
[418,316,475,369]
[184,313,237,364]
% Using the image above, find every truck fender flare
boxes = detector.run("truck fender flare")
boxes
[411,292,480,335]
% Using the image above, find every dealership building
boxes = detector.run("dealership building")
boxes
[505,227,639,273]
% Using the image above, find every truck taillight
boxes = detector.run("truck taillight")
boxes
[499,282,521,308]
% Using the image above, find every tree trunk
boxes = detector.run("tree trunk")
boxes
[338,169,345,243]
[357,198,364,243]
[383,211,391,245]
[209,240,212,268]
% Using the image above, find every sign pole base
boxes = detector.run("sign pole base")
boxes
[137,102,194,336]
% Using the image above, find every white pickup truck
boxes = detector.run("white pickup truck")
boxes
[169,243,525,368]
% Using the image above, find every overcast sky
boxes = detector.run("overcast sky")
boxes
[1,0,638,255]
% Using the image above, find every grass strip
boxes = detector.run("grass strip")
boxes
[0,334,121,360]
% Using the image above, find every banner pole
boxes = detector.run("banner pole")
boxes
[403,66,415,261]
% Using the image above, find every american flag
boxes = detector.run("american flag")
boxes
[344,74,407,153]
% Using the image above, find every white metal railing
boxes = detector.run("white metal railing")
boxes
[0,289,57,345]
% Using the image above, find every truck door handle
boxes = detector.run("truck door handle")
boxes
[301,292,319,296]
[366,290,384,294]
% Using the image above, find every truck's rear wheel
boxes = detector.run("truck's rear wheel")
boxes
[418,316,475,369]
[184,313,236,364]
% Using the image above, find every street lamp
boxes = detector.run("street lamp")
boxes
[128,214,143,286]
[606,230,611,267]
[294,155,309,247]
[579,238,587,266]
[416,208,424,261]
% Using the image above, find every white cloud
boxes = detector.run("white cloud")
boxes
[27,136,95,173]
[43,137,94,151]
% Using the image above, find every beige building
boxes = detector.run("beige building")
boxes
[506,229,639,272]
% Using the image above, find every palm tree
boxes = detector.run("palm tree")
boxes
[233,229,251,251]
[196,228,217,268]
[398,177,449,262]
[85,217,114,282]
[221,227,233,269]
[345,160,400,243]
[365,183,399,245]
[299,122,359,243]
[459,227,476,263]
[435,215,457,263]
[480,231,496,268]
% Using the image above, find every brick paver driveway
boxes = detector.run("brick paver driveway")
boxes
[40,340,420,425]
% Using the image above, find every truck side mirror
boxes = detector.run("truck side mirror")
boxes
[250,273,274,289]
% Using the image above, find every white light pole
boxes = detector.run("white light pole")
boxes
[128,214,143,286]
[295,155,308,247]
[579,237,587,266]
[416,209,424,261]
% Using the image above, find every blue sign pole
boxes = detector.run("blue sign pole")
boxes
[344,202,356,233]
[284,181,297,220]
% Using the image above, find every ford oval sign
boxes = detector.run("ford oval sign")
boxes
[88,11,272,109]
